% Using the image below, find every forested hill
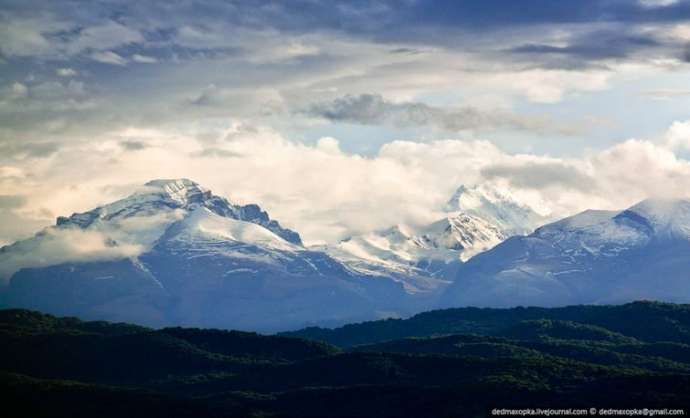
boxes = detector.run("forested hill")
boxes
[4,304,690,417]
[281,301,690,347]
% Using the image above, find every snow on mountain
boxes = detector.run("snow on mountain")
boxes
[445,184,548,235]
[439,198,690,309]
[316,224,453,294]
[174,207,300,252]
[0,179,302,282]
[55,178,302,246]
[0,179,421,331]
[323,184,545,284]
[622,199,690,239]
[419,212,506,261]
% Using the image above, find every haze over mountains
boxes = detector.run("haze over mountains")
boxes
[1,178,690,332]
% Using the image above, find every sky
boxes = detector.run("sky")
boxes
[3,0,690,245]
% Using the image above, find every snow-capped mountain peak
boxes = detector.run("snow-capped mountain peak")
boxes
[419,212,506,261]
[322,184,548,283]
[445,184,547,235]
[530,198,690,254]
[618,198,690,238]
[167,206,299,252]
[0,179,304,283]
[143,178,210,207]
[326,210,507,279]
[55,179,302,245]
[1,179,421,331]
[440,197,690,310]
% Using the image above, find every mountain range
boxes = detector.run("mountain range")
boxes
[1,178,690,331]
[320,184,547,282]
[440,199,690,309]
[0,179,417,331]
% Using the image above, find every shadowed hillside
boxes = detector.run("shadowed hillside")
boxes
[3,304,690,417]
[282,301,690,347]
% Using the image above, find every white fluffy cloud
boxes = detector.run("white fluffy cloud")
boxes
[2,120,690,248]
[0,227,144,281]
[91,51,128,66]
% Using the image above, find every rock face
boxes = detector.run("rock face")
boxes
[440,199,690,309]
[0,179,415,332]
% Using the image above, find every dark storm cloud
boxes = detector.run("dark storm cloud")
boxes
[2,0,690,154]
[4,1,690,57]
[1,1,689,82]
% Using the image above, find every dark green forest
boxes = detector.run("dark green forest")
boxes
[4,301,690,417]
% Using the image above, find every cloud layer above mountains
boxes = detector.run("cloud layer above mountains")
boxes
[3,120,690,247]
[4,1,690,246]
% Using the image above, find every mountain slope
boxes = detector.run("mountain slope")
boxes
[445,184,548,235]
[283,301,690,348]
[322,184,546,285]
[440,198,690,309]
[0,179,418,331]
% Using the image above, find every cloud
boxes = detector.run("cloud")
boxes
[0,195,27,209]
[0,227,144,282]
[509,29,662,64]
[639,0,680,8]
[91,50,127,66]
[642,89,690,99]
[0,14,62,57]
[306,94,582,135]
[2,0,690,259]
[56,68,77,77]
[663,120,690,151]
[0,206,184,282]
[131,54,157,63]
[588,138,690,202]
[480,160,594,191]
[4,119,690,251]
[9,82,28,99]
[65,20,143,55]
[0,209,51,248]
[191,148,243,158]
[0,15,142,59]
[119,140,147,151]
[0,0,675,158]
[0,141,60,158]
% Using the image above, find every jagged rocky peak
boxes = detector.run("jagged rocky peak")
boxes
[54,178,303,245]
[444,184,548,235]
[144,178,210,206]
[56,178,228,228]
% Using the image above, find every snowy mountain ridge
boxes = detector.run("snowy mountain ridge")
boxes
[440,197,690,309]
[323,184,546,279]
[55,178,302,246]
[0,179,438,331]
[445,184,549,235]
[6,178,688,331]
